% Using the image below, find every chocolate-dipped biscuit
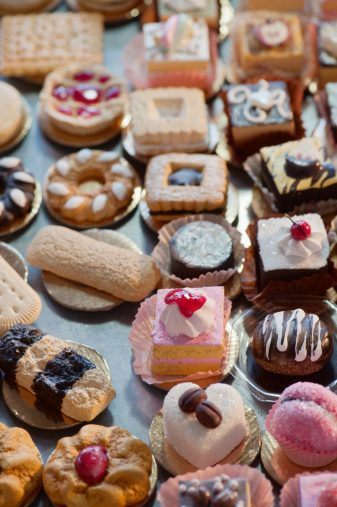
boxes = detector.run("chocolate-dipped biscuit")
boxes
[170,221,234,279]
[251,309,333,376]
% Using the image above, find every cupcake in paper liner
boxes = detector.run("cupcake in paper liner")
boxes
[280,471,337,507]
[266,382,337,468]
[127,288,234,385]
[240,214,337,310]
[157,463,274,507]
[151,214,244,289]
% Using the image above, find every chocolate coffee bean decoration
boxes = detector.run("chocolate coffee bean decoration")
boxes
[212,488,238,507]
[179,387,207,413]
[196,400,222,428]
[189,486,211,506]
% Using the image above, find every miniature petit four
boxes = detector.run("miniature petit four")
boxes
[236,12,304,75]
[157,0,218,30]
[0,83,25,146]
[251,309,333,375]
[151,287,230,375]
[0,323,116,421]
[0,157,37,229]
[0,421,43,507]
[43,424,153,507]
[243,0,305,10]
[130,88,209,156]
[44,150,136,225]
[0,256,41,337]
[297,473,337,506]
[170,221,234,279]
[256,214,330,290]
[0,13,103,80]
[26,225,161,302]
[266,382,337,466]
[163,383,247,469]
[326,82,337,142]
[259,137,337,212]
[145,153,228,220]
[178,476,251,506]
[143,14,210,73]
[225,79,295,148]
[317,22,337,86]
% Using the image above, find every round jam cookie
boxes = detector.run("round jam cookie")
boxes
[39,64,127,136]
[0,157,37,228]
[43,424,153,507]
[251,309,333,376]
[170,221,234,279]
[0,421,43,507]
[0,82,24,146]
[44,149,136,225]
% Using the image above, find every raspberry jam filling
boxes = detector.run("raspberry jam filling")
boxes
[99,74,111,83]
[73,70,95,81]
[52,85,69,101]
[164,289,206,318]
[75,445,109,485]
[77,106,101,118]
[72,84,102,104]
[56,105,73,116]
[105,86,121,100]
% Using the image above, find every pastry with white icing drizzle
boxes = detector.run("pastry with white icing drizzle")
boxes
[251,308,333,375]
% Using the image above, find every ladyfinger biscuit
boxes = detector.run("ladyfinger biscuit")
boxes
[0,255,41,336]
[0,324,116,422]
[26,225,161,302]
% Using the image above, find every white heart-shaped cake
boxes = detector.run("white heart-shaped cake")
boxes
[163,382,247,469]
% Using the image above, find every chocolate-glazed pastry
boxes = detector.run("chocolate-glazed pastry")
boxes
[251,309,333,375]
[178,476,252,507]
[170,221,234,279]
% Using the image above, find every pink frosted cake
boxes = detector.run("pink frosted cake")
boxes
[151,287,231,375]
[298,473,337,506]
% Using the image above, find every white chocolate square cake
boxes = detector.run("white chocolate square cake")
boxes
[143,18,210,73]
[130,87,208,156]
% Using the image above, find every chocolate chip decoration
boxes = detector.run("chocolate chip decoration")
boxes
[179,387,207,413]
[196,400,222,429]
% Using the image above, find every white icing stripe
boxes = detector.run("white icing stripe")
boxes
[265,332,272,361]
[76,149,92,163]
[92,194,107,213]
[48,182,70,196]
[98,151,119,162]
[10,188,26,208]
[64,196,85,210]
[13,172,35,184]
[111,181,127,201]
[110,163,133,178]
[56,159,71,176]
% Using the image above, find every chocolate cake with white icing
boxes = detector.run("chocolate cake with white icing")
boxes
[260,137,337,212]
[170,221,234,279]
[251,308,333,375]
[256,213,330,290]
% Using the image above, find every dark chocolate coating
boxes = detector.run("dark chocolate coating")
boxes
[32,348,96,412]
[170,221,234,279]
[251,310,333,376]
[0,160,36,225]
[0,324,45,382]
[168,168,203,186]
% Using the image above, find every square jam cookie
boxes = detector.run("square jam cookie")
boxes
[259,137,337,212]
[145,153,228,220]
[237,12,304,74]
[226,79,295,146]
[130,87,208,156]
[143,18,210,73]
[318,22,337,87]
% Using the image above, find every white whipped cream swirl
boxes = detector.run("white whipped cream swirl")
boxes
[160,289,215,339]
[277,227,323,259]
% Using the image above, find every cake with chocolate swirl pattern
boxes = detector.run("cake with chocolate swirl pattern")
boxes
[251,308,333,375]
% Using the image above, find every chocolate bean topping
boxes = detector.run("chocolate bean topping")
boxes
[196,400,222,429]
[179,387,207,413]
[213,488,238,507]
[188,486,211,507]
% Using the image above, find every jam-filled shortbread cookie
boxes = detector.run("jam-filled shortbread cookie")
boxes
[0,323,116,421]
[39,64,127,136]
[0,421,43,507]
[44,149,137,225]
[43,424,153,507]
[145,153,228,221]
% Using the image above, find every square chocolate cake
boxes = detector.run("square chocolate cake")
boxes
[260,137,337,212]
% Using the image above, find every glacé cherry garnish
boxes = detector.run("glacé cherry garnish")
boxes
[99,74,111,83]
[75,445,109,485]
[56,105,73,116]
[72,84,102,104]
[77,106,101,118]
[73,70,95,81]
[164,289,206,318]
[286,214,311,241]
[105,86,121,100]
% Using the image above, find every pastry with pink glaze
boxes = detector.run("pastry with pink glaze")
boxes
[280,472,337,507]
[266,382,337,467]
[151,287,231,375]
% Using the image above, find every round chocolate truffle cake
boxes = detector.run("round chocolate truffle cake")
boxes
[251,308,333,376]
[170,221,234,279]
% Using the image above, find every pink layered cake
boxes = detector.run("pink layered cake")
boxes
[151,287,231,375]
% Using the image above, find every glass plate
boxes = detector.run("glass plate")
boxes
[230,297,337,403]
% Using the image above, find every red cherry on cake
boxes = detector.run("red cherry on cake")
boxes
[71,84,102,104]
[286,215,311,241]
[73,70,95,81]
[164,289,206,318]
[75,445,109,485]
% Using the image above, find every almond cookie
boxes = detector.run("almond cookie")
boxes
[39,64,127,136]
[43,424,152,507]
[0,83,24,146]
[0,255,41,336]
[44,149,136,225]
[26,225,161,302]
[0,421,43,507]
[0,323,116,421]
